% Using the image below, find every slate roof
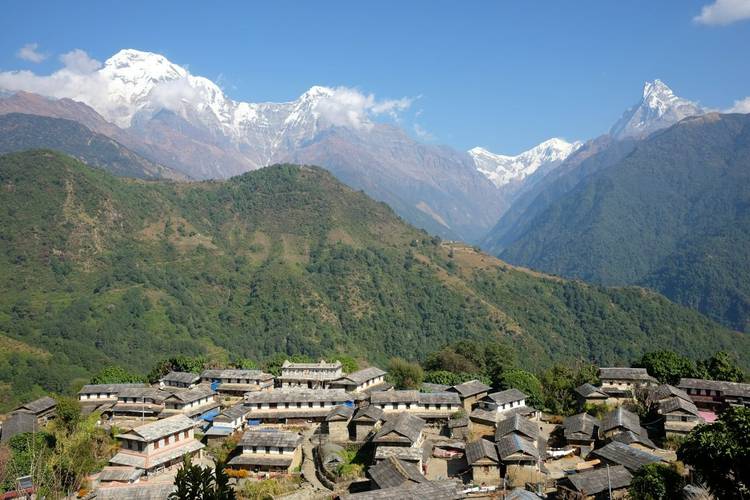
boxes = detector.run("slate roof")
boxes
[564,465,632,494]
[656,396,700,416]
[353,405,385,422]
[78,383,147,395]
[282,359,342,370]
[589,441,663,471]
[215,403,248,422]
[647,384,692,404]
[160,371,200,385]
[611,428,657,449]
[340,480,465,499]
[486,388,526,405]
[371,390,420,404]
[369,456,427,489]
[496,434,539,461]
[422,383,450,392]
[109,439,204,469]
[164,385,216,404]
[244,388,354,404]
[599,367,656,382]
[601,406,641,435]
[469,405,536,424]
[495,414,539,441]
[239,429,303,448]
[465,438,499,464]
[677,378,750,397]
[227,454,294,467]
[449,380,492,398]
[373,413,426,445]
[336,367,387,385]
[374,446,424,462]
[563,413,600,441]
[98,465,143,482]
[1,411,38,443]
[200,369,273,381]
[94,483,175,499]
[447,416,469,428]
[506,489,541,500]
[326,405,355,421]
[117,387,169,402]
[418,392,461,405]
[14,396,56,415]
[117,414,194,442]
[575,383,608,399]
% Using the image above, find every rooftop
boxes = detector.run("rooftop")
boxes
[496,434,538,461]
[200,368,273,381]
[239,429,302,449]
[647,384,692,404]
[163,385,216,404]
[340,479,465,499]
[14,396,56,415]
[116,414,194,442]
[326,405,355,421]
[563,413,600,441]
[601,406,641,435]
[575,383,608,399]
[495,414,539,441]
[369,456,426,489]
[78,383,147,395]
[677,378,750,397]
[564,465,632,494]
[449,380,492,398]
[244,388,354,404]
[465,438,499,465]
[374,413,426,445]
[335,366,387,385]
[589,441,663,471]
[657,396,700,417]
[353,405,385,422]
[599,367,657,382]
[486,388,527,405]
[160,371,201,384]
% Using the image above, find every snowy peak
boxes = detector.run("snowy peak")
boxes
[610,79,704,139]
[470,138,582,188]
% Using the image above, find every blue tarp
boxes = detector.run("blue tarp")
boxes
[210,381,220,391]
[248,419,261,426]
[200,407,221,422]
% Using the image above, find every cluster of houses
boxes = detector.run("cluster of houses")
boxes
[1,362,748,499]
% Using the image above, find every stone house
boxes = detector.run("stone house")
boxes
[159,371,201,389]
[677,378,750,411]
[278,360,343,389]
[244,388,355,423]
[369,390,461,420]
[109,414,204,476]
[448,380,491,413]
[161,385,219,420]
[227,429,303,473]
[200,369,274,398]
[557,465,632,499]
[465,438,501,486]
[352,405,385,441]
[324,405,355,442]
[330,367,388,393]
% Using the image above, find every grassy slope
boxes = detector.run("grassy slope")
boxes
[1,150,746,409]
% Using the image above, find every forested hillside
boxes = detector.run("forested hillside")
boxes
[499,113,750,332]
[1,150,747,409]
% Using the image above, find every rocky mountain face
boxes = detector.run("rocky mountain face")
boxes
[610,79,704,139]
[0,49,507,242]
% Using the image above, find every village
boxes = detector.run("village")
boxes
[1,359,748,500]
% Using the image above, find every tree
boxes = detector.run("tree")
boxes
[629,463,685,500]
[540,362,599,415]
[53,396,81,434]
[677,406,750,499]
[332,355,359,374]
[170,456,236,500]
[501,369,543,408]
[700,351,745,382]
[635,350,697,385]
[387,358,424,389]
[90,365,145,384]
[147,356,208,383]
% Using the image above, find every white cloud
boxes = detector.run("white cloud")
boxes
[694,0,750,25]
[0,49,115,118]
[727,97,750,113]
[314,87,413,130]
[59,49,101,74]
[16,43,47,63]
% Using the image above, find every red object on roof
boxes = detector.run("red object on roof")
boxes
[699,410,718,423]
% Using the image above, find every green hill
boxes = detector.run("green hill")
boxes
[0,112,186,180]
[499,113,750,332]
[1,150,747,409]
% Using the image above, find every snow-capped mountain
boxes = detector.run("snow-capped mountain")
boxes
[610,79,704,139]
[469,138,582,188]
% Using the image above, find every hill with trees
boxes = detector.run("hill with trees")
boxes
[497,113,750,332]
[1,150,747,410]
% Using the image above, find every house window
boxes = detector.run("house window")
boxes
[265,447,270,454]
[155,440,160,450]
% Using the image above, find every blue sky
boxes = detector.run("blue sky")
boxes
[1,0,749,153]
